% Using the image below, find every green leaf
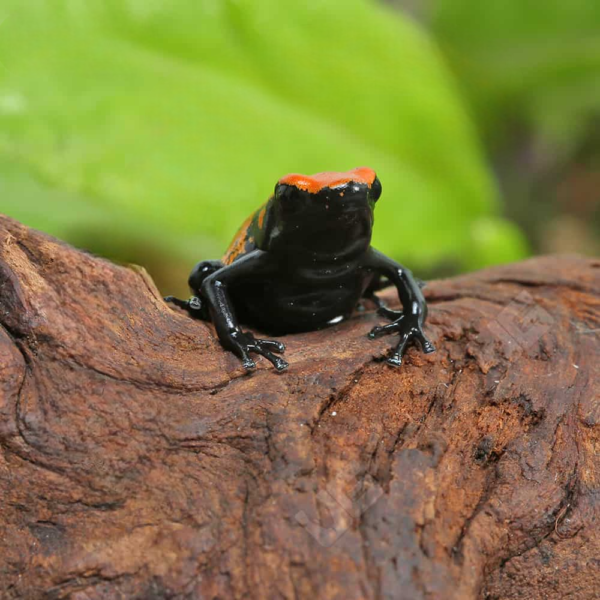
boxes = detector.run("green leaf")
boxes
[430,0,600,146]
[0,0,526,287]
[465,216,530,271]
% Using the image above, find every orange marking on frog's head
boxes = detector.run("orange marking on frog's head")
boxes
[278,167,377,194]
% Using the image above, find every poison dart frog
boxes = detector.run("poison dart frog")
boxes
[165,167,435,371]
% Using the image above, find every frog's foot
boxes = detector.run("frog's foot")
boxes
[165,295,204,316]
[228,331,288,372]
[368,315,435,367]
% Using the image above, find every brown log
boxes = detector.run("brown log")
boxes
[0,214,598,600]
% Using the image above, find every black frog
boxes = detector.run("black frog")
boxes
[166,167,435,371]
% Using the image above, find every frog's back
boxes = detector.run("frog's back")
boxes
[222,203,268,265]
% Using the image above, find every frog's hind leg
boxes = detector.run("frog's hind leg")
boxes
[188,260,225,294]
[361,276,390,311]
[165,260,224,320]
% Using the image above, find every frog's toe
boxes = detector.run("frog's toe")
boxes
[368,319,402,339]
[386,355,403,367]
[377,306,403,321]
[164,295,204,315]
[255,346,289,371]
[164,295,188,309]
[242,358,257,371]
[273,356,289,371]
[256,339,286,354]
[368,326,381,339]
[421,337,436,354]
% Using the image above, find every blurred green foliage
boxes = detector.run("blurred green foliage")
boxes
[0,0,561,295]
[427,0,600,257]
[430,0,600,150]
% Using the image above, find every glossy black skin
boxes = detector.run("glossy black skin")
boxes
[165,176,435,371]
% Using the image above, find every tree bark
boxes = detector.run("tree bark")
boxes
[0,215,598,600]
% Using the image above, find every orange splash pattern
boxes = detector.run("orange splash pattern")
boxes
[278,167,377,194]
[222,215,254,265]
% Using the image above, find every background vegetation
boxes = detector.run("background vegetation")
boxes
[0,0,597,297]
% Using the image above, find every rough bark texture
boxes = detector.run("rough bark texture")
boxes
[0,214,598,600]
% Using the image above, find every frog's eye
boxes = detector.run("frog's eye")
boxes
[274,183,302,211]
[370,177,382,202]
[274,182,285,199]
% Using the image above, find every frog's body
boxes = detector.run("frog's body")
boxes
[166,167,434,371]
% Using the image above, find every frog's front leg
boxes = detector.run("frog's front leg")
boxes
[362,249,435,366]
[201,250,288,372]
